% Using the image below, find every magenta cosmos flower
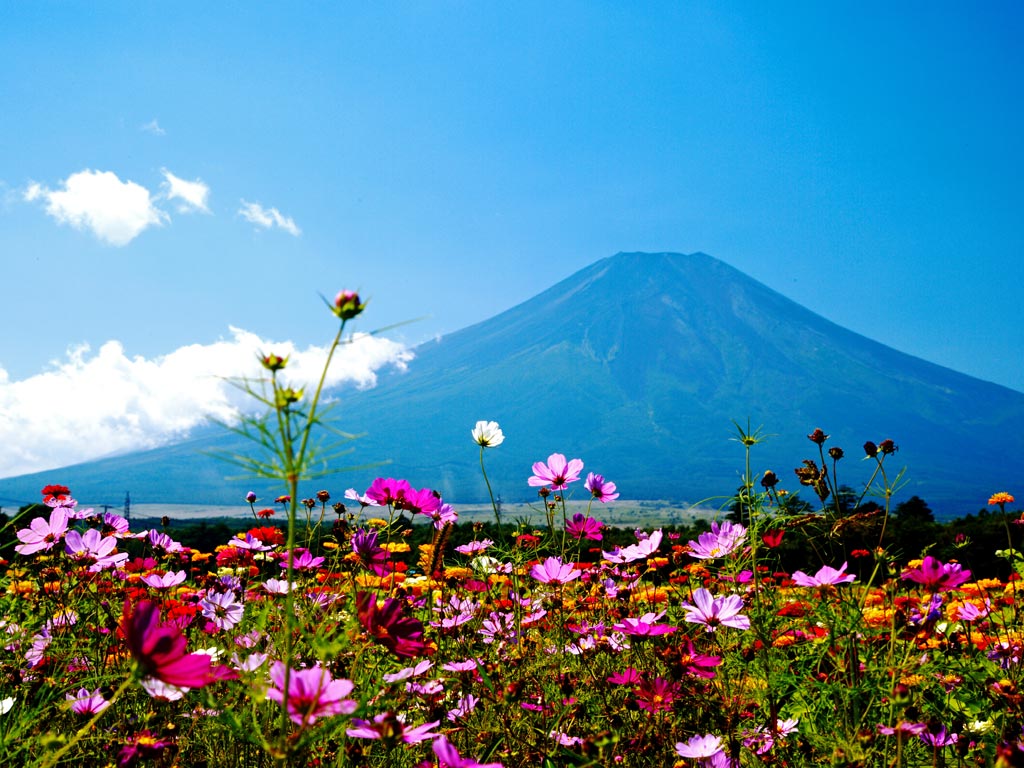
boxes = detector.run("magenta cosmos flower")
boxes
[346,712,441,743]
[901,556,971,592]
[791,561,857,587]
[528,453,584,489]
[603,530,663,564]
[121,600,237,688]
[356,591,429,659]
[566,513,603,541]
[584,472,619,502]
[265,662,357,725]
[682,589,750,633]
[64,528,129,571]
[530,556,582,584]
[432,736,505,768]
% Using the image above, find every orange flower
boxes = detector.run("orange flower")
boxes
[989,492,1016,506]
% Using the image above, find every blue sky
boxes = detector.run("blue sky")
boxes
[1,2,1022,478]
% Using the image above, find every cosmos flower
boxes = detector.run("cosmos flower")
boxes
[346,712,440,743]
[901,556,971,592]
[14,507,70,556]
[200,591,244,631]
[432,736,505,767]
[687,521,747,560]
[471,420,505,448]
[791,562,857,587]
[66,688,110,714]
[675,734,725,760]
[634,676,680,713]
[265,662,357,725]
[365,477,413,507]
[603,530,663,564]
[356,591,429,659]
[64,528,129,571]
[566,513,603,541]
[612,611,678,636]
[141,571,188,589]
[681,589,750,633]
[527,453,584,489]
[121,600,237,688]
[584,473,619,502]
[530,556,582,584]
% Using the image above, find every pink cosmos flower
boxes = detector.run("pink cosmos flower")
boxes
[67,687,110,714]
[346,712,440,743]
[528,453,584,489]
[121,600,237,688]
[455,539,493,555]
[791,561,857,587]
[265,662,357,725]
[687,521,747,560]
[603,530,663,564]
[141,570,188,589]
[432,735,505,767]
[566,513,603,541]
[278,548,325,571]
[530,556,582,584]
[682,589,751,633]
[356,592,430,659]
[585,473,619,502]
[200,591,244,631]
[676,733,725,759]
[64,528,129,571]
[901,556,971,592]
[14,507,70,555]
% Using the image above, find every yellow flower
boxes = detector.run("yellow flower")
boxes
[989,492,1015,506]
[366,518,388,528]
[382,542,410,553]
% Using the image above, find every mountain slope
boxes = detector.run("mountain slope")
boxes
[3,252,1021,516]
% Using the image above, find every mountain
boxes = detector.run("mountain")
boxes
[3,252,1022,517]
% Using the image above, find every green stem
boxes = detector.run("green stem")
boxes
[479,445,501,540]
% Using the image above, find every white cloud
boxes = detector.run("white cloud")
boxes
[141,119,166,136]
[24,169,168,246]
[161,168,210,213]
[239,200,301,236]
[0,329,411,479]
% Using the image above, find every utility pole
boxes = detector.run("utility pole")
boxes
[124,491,131,522]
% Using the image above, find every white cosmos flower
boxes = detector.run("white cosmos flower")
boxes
[471,420,505,447]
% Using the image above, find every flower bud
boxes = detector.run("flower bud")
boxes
[316,490,331,503]
[828,446,845,460]
[332,290,366,320]
[808,428,828,445]
[760,470,779,489]
[260,353,288,372]
[245,491,257,504]
[878,439,897,455]
[863,441,878,458]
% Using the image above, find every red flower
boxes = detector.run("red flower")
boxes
[41,484,71,500]
[121,599,237,687]
[356,591,430,659]
[761,529,784,548]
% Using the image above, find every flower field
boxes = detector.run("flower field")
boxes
[1,293,1022,767]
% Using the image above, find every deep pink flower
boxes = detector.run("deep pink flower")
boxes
[901,556,971,592]
[396,486,442,516]
[432,736,505,768]
[121,600,237,688]
[141,570,188,589]
[530,556,582,584]
[265,662,357,725]
[682,589,750,633]
[366,477,413,507]
[527,453,584,489]
[357,592,430,659]
[613,611,678,636]
[584,472,619,502]
[14,507,70,555]
[791,561,857,587]
[635,676,680,713]
[566,513,603,541]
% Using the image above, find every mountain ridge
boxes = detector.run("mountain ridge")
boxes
[2,251,1021,517]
